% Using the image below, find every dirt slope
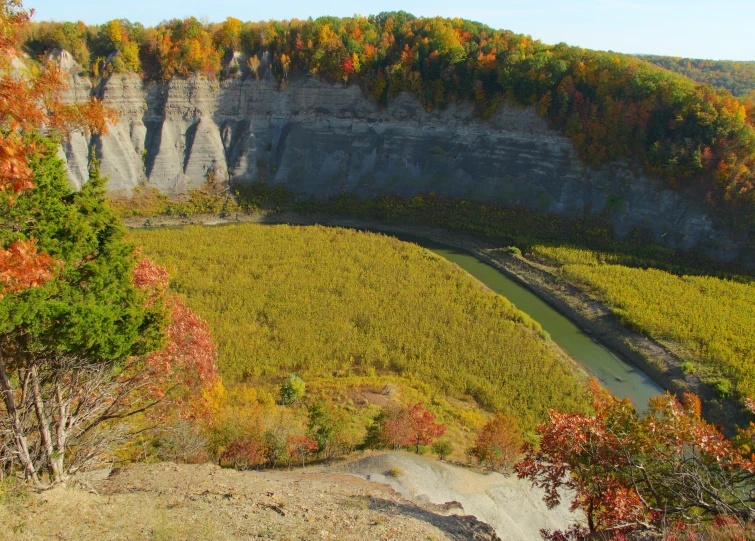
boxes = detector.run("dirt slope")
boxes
[0,460,500,540]
[323,451,579,541]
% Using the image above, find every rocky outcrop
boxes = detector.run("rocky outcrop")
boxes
[55,64,752,263]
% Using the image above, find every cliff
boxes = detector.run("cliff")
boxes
[53,55,751,263]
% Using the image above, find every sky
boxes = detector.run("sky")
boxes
[26,0,755,61]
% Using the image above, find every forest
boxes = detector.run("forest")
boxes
[17,13,755,225]
[3,2,755,538]
[640,55,755,99]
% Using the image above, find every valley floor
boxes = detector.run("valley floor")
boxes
[0,451,579,540]
[124,211,747,432]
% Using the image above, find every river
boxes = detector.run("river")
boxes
[387,233,664,411]
[141,218,665,411]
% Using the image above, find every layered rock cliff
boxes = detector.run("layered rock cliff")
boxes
[53,54,751,263]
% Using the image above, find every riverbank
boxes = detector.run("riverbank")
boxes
[123,211,746,433]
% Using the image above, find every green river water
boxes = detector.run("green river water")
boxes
[389,233,664,411]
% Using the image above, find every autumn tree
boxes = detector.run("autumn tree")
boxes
[279,53,291,79]
[0,146,219,486]
[365,403,445,453]
[0,0,114,298]
[286,434,318,467]
[0,4,217,482]
[247,55,260,80]
[515,380,755,540]
[471,413,524,471]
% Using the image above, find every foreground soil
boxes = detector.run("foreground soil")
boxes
[0,459,500,540]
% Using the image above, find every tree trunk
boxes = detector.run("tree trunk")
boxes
[0,353,39,485]
[54,383,67,479]
[29,365,62,484]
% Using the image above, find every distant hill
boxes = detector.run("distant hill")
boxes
[639,55,755,98]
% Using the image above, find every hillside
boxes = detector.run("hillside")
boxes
[0,456,503,540]
[20,14,755,265]
[639,55,755,98]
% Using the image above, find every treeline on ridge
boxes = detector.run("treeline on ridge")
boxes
[640,55,755,99]
[19,12,755,225]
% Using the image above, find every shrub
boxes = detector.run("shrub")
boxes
[156,420,209,463]
[387,467,403,477]
[279,374,306,405]
[680,361,697,375]
[220,436,268,470]
[713,378,732,399]
[431,438,453,460]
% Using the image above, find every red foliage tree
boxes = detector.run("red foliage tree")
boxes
[342,55,354,74]
[471,413,524,471]
[221,436,268,470]
[515,379,755,540]
[369,402,446,452]
[0,238,55,296]
[286,434,318,467]
[131,257,220,420]
[406,403,446,453]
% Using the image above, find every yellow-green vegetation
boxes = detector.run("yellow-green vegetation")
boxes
[130,224,589,429]
[109,186,236,218]
[530,244,755,400]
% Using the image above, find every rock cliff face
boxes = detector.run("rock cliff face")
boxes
[56,65,751,263]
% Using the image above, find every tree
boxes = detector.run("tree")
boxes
[431,437,453,461]
[0,0,115,298]
[471,413,524,471]
[280,53,290,79]
[0,141,219,486]
[515,379,755,540]
[365,403,445,453]
[247,55,261,80]
[279,373,305,405]
[286,434,318,467]
[306,400,345,458]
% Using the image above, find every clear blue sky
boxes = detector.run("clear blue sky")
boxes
[26,0,755,61]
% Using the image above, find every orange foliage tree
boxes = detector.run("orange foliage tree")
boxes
[0,0,115,297]
[367,402,446,453]
[470,413,524,471]
[286,434,318,467]
[515,379,755,540]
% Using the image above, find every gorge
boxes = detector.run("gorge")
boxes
[52,51,752,266]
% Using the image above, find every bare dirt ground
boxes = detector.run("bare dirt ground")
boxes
[0,451,583,540]
[0,458,502,540]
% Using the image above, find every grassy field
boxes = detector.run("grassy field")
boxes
[530,245,755,402]
[129,224,589,429]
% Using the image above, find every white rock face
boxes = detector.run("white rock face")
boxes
[52,66,750,264]
[46,49,78,72]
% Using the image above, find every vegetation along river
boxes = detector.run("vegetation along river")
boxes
[152,220,665,411]
[386,233,665,411]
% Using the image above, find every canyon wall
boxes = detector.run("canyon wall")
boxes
[55,55,751,263]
